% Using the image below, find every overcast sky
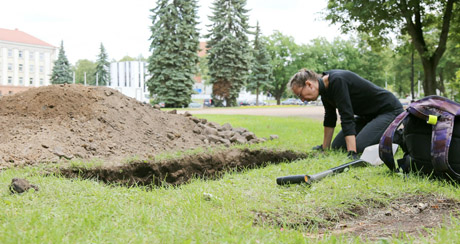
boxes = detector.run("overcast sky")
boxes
[1,0,346,64]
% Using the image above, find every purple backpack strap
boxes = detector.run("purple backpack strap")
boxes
[431,112,455,173]
[379,110,408,171]
[380,95,460,176]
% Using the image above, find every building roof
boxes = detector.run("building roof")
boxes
[0,28,54,47]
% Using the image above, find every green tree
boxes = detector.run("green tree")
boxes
[95,43,110,86]
[264,31,300,104]
[265,32,395,104]
[72,59,96,85]
[354,36,394,89]
[137,54,148,62]
[197,55,210,85]
[147,0,200,108]
[50,40,72,84]
[206,0,252,107]
[325,0,458,95]
[439,20,460,99]
[247,22,273,105]
[294,36,392,92]
[452,69,460,101]
[390,35,425,99]
[119,56,137,62]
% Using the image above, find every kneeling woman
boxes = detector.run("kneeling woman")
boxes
[288,69,403,157]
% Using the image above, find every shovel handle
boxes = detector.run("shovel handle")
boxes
[276,175,307,185]
[276,160,367,185]
[276,169,334,185]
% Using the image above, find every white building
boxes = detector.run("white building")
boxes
[109,61,150,102]
[0,28,57,96]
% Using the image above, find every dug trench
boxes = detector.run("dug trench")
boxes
[254,194,460,241]
[56,147,310,186]
[0,84,310,185]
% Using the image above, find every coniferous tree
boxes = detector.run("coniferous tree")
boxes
[147,0,200,108]
[50,41,72,84]
[95,43,110,86]
[206,0,252,107]
[247,22,273,105]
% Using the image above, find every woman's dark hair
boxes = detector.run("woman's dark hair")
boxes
[287,69,321,89]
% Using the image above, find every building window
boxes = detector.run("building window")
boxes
[30,52,35,60]
[19,77,23,85]
[8,49,12,57]
[8,63,12,71]
[39,66,44,73]
[18,51,23,58]
[40,78,44,85]
[19,64,23,72]
[8,76,12,84]
[39,53,44,61]
[30,77,34,85]
[30,65,34,73]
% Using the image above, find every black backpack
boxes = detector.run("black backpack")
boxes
[379,95,460,182]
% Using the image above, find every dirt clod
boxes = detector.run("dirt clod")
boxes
[9,178,39,194]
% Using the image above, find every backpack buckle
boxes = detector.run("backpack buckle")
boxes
[427,115,438,125]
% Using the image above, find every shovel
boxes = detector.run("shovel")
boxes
[276,144,398,185]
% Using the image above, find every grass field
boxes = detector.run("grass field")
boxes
[1,114,460,243]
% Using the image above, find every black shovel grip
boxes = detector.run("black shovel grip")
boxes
[276,175,307,185]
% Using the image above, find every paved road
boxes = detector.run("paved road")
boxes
[181,106,325,120]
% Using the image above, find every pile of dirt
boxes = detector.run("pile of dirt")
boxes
[0,84,269,168]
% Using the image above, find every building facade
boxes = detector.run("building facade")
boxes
[109,61,150,103]
[0,28,57,96]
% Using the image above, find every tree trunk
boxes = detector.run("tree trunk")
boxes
[421,58,437,95]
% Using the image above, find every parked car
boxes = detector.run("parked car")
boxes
[238,100,250,106]
[248,100,267,106]
[281,98,303,105]
[203,98,213,107]
[154,101,165,107]
[309,99,323,106]
[188,102,202,108]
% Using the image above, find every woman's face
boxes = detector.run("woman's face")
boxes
[292,80,319,102]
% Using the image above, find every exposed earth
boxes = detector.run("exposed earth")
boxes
[0,84,286,169]
[254,194,460,241]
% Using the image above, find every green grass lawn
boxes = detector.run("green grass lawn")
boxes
[1,115,460,243]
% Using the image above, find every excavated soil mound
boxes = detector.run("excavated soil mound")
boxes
[0,84,268,168]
